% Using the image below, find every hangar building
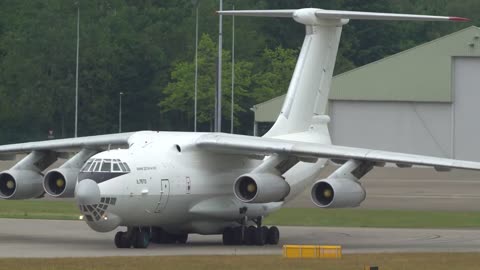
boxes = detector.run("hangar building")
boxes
[252,26,480,161]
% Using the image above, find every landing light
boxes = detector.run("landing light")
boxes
[103,215,108,221]
[79,215,84,220]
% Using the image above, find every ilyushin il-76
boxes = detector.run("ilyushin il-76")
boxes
[0,7,474,248]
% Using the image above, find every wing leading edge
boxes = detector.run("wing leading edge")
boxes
[0,132,135,155]
[196,133,480,171]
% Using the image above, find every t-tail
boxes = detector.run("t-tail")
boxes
[219,8,469,137]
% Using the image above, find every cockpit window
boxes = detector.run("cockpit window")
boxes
[93,160,101,172]
[101,159,111,172]
[118,162,126,171]
[81,160,92,172]
[80,158,131,173]
[112,163,121,172]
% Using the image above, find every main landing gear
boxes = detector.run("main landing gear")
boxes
[150,227,188,244]
[115,227,150,249]
[115,227,188,248]
[222,218,280,246]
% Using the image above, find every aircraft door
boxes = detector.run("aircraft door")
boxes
[154,179,170,213]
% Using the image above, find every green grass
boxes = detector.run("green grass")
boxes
[1,254,480,270]
[265,208,480,228]
[1,200,480,229]
[0,200,79,220]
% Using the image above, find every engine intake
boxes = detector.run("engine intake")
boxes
[311,178,365,208]
[234,173,290,203]
[43,168,79,198]
[0,170,44,199]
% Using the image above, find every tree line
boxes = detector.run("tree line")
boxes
[0,0,477,143]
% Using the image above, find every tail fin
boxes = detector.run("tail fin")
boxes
[219,8,469,137]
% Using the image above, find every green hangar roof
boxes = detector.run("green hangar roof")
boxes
[252,26,480,122]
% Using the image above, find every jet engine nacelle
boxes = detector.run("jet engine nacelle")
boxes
[234,173,290,203]
[311,178,365,208]
[0,170,44,199]
[43,168,79,198]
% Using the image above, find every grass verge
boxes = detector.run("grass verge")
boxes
[1,254,480,270]
[1,200,480,229]
[0,200,79,220]
[265,208,480,228]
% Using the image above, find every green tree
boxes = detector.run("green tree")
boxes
[160,34,254,132]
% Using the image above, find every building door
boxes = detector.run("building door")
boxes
[155,179,170,213]
[453,57,480,161]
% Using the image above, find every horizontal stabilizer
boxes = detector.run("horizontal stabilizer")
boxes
[218,8,469,23]
[314,10,469,21]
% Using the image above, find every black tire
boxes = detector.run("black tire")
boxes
[176,233,188,244]
[244,226,256,245]
[254,227,266,246]
[133,230,150,249]
[150,227,163,244]
[222,227,234,245]
[266,226,280,245]
[115,231,131,248]
[232,226,243,245]
[261,226,269,243]
[151,227,175,244]
[114,231,123,248]
[161,231,177,244]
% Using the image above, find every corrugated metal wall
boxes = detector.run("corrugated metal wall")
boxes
[329,57,480,161]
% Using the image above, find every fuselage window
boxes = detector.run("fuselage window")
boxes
[101,159,112,172]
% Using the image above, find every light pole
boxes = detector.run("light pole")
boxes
[192,0,200,132]
[230,5,235,134]
[215,0,223,132]
[119,92,123,133]
[74,3,80,137]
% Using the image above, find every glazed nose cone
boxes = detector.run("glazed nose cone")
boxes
[75,179,100,205]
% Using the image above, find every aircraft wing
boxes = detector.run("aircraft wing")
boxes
[196,133,480,171]
[0,132,135,156]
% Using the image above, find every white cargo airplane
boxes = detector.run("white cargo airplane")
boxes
[0,8,475,249]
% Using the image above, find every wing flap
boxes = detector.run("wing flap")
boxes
[196,133,480,171]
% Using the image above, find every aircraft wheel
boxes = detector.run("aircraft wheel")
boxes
[151,227,175,244]
[261,226,269,243]
[176,233,188,244]
[244,226,256,245]
[133,230,150,249]
[222,227,234,245]
[114,231,131,248]
[232,226,243,245]
[150,227,162,244]
[266,226,280,245]
[254,227,266,246]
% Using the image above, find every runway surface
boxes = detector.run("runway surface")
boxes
[2,219,480,257]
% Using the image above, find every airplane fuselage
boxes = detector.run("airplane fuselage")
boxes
[74,131,328,235]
